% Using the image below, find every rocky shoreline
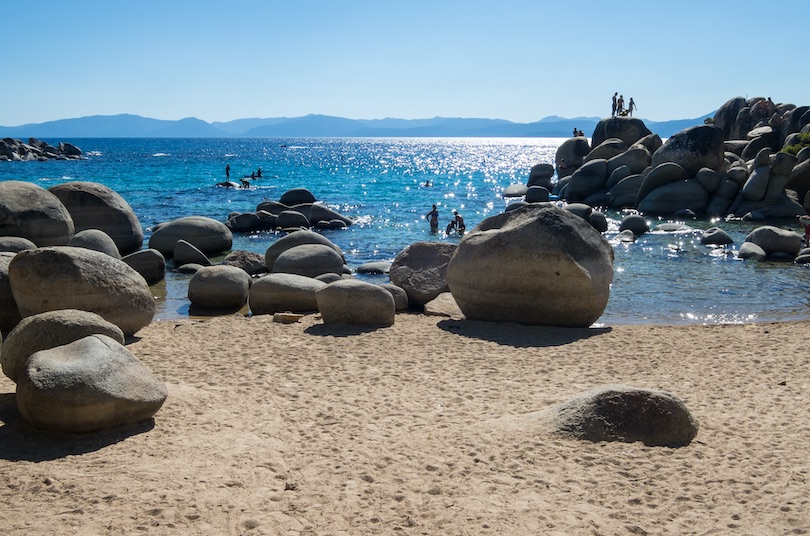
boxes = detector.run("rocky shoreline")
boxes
[0,137,82,161]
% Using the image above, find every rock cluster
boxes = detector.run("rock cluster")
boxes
[226,187,354,233]
[0,138,83,161]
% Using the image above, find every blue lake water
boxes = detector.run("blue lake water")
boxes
[3,137,810,325]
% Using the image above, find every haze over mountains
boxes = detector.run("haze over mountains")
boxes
[0,112,713,139]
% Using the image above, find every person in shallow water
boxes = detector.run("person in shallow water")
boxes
[446,210,466,235]
[425,204,439,232]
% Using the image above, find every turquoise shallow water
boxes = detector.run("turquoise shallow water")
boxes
[3,137,810,325]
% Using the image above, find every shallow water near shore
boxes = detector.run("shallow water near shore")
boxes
[3,137,810,325]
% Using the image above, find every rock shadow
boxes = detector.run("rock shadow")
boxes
[436,318,611,348]
[304,323,392,338]
[0,393,155,462]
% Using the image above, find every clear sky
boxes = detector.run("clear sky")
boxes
[3,0,808,126]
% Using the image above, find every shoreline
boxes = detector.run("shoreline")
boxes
[2,313,808,534]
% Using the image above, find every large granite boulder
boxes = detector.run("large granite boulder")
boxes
[187,265,251,310]
[249,273,326,315]
[618,214,649,236]
[1,309,124,384]
[148,216,232,257]
[713,96,748,139]
[315,279,395,326]
[49,181,143,255]
[0,180,74,246]
[700,227,734,246]
[591,117,652,148]
[555,137,592,179]
[744,226,803,256]
[0,252,22,335]
[8,247,155,336]
[389,242,457,307]
[0,236,36,253]
[554,385,699,447]
[565,159,608,202]
[276,210,310,229]
[637,180,709,215]
[309,204,353,227]
[265,230,344,270]
[272,244,344,278]
[221,250,267,276]
[636,162,690,206]
[122,249,166,285]
[279,188,317,206]
[607,145,651,176]
[446,205,614,327]
[173,239,211,267]
[584,138,628,163]
[527,163,555,190]
[68,229,121,259]
[650,125,725,176]
[16,334,167,433]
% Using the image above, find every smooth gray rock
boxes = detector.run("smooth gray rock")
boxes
[265,230,343,271]
[380,283,409,311]
[315,279,395,326]
[638,180,709,215]
[555,385,699,447]
[744,226,803,256]
[591,117,652,148]
[446,205,614,327]
[68,229,121,258]
[606,174,644,209]
[636,162,690,206]
[607,145,651,177]
[16,334,167,433]
[618,214,649,236]
[8,247,154,337]
[276,210,310,229]
[309,204,353,226]
[650,125,725,176]
[423,292,464,319]
[188,265,251,310]
[502,184,529,198]
[525,186,550,203]
[0,252,22,335]
[148,216,232,257]
[389,241,457,307]
[272,244,344,278]
[49,181,143,255]
[1,309,124,384]
[173,239,211,267]
[741,166,770,202]
[122,249,166,285]
[737,241,767,261]
[0,180,75,246]
[249,273,325,315]
[566,159,608,202]
[700,227,734,246]
[555,137,592,179]
[695,168,721,194]
[584,138,627,163]
[279,188,317,206]
[0,236,36,253]
[227,212,262,233]
[527,163,554,190]
[221,250,267,276]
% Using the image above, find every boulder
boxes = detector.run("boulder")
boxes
[638,180,709,215]
[584,138,628,163]
[650,125,725,176]
[121,249,166,285]
[741,166,770,202]
[0,252,22,335]
[0,236,36,253]
[279,188,317,206]
[525,186,550,203]
[636,162,690,206]
[423,292,464,319]
[606,165,632,189]
[275,210,310,229]
[527,164,554,190]
[265,230,343,271]
[16,334,167,433]
[309,204,353,227]
[249,273,326,315]
[68,229,121,258]
[48,181,143,255]
[379,283,409,311]
[713,96,747,139]
[227,212,262,233]
[0,180,75,246]
[606,174,644,209]
[389,242,457,307]
[315,279,395,326]
[787,159,810,202]
[173,239,211,267]
[221,250,267,276]
[737,241,767,261]
[188,265,251,310]
[618,214,649,236]
[502,184,529,198]
[744,226,803,256]
[1,309,124,383]
[563,203,592,220]
[272,244,344,278]
[591,117,652,148]
[695,168,721,194]
[566,159,608,202]
[8,247,155,336]
[256,200,290,215]
[148,216,232,257]
[632,133,663,154]
[554,385,699,447]
[446,205,613,327]
[555,137,591,179]
[700,227,734,246]
[588,210,608,233]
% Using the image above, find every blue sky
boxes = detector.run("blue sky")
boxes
[3,0,808,126]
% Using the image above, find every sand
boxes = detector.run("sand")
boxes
[1,313,809,535]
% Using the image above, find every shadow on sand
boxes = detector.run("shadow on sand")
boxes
[436,318,612,348]
[0,393,155,462]
[304,323,392,338]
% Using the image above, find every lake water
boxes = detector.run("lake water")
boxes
[3,137,810,325]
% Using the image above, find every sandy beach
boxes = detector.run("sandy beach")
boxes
[1,313,808,535]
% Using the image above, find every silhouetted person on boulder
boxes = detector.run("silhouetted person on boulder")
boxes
[225,164,230,179]
[628,98,637,117]
[611,92,618,117]
[617,95,625,116]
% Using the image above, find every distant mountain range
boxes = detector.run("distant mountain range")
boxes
[0,112,714,139]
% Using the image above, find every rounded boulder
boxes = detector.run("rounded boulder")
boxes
[446,205,614,327]
[0,180,74,246]
[188,265,251,310]
[389,242,457,307]
[148,216,232,257]
[315,279,395,326]
[249,273,326,315]
[272,244,344,278]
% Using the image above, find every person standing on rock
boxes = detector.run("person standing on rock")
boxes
[617,95,625,116]
[611,92,618,117]
[426,204,439,233]
[628,98,637,117]
[225,164,230,180]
